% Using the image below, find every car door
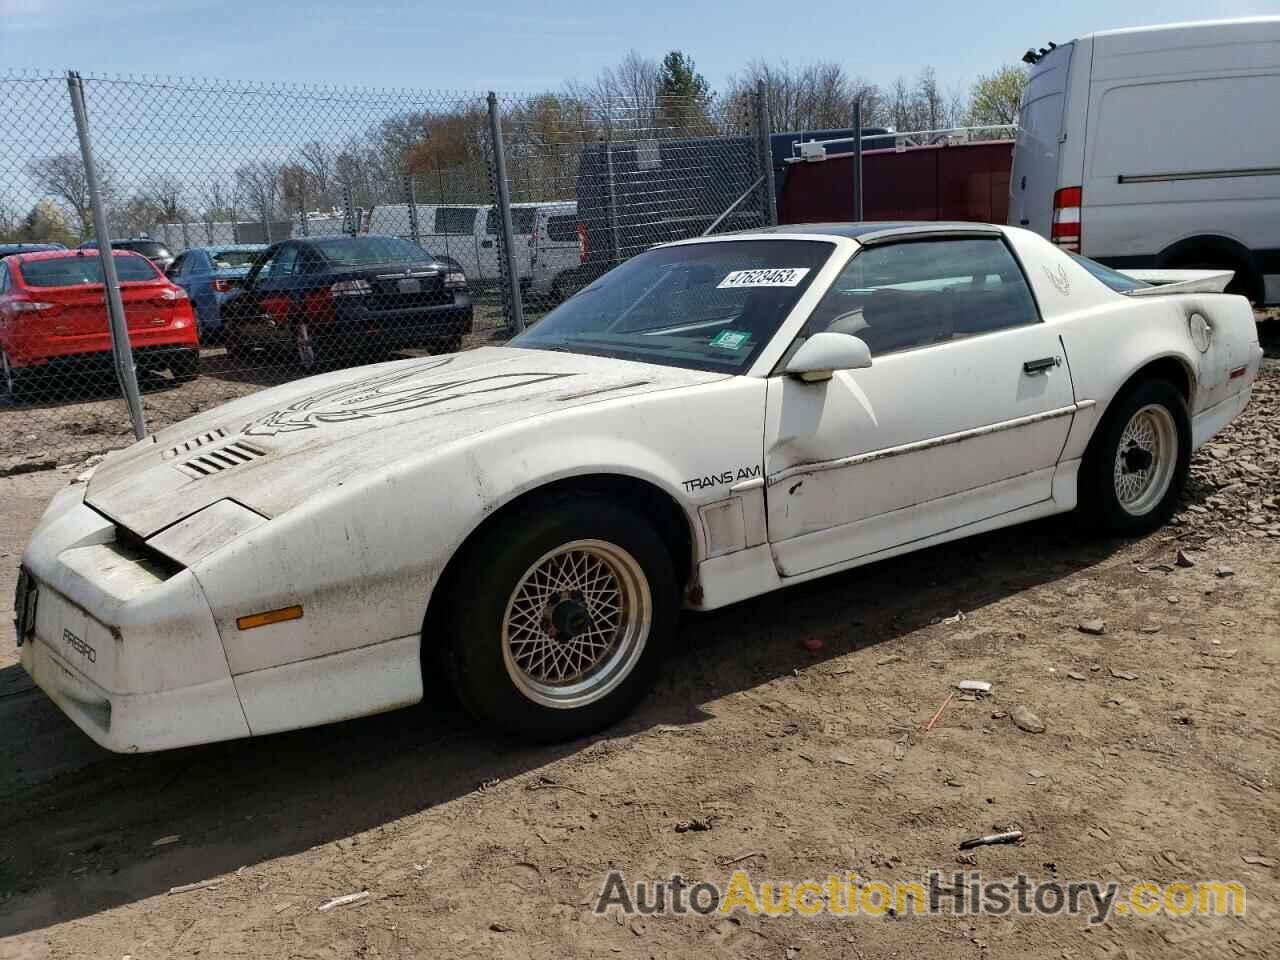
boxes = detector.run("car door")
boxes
[763,234,1079,578]
[223,244,300,346]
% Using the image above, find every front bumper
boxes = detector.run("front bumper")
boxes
[16,484,249,752]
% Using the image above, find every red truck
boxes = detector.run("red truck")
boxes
[779,140,1013,225]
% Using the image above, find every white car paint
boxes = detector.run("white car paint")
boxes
[1009,16,1280,304]
[15,225,1262,752]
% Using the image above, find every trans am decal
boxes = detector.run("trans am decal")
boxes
[682,464,761,492]
[243,357,577,436]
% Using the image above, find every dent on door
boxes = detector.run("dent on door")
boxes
[763,332,1078,577]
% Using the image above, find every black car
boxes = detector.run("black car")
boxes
[220,235,473,368]
[78,238,175,272]
[0,242,67,260]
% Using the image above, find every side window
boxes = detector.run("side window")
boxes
[546,215,577,242]
[486,207,536,235]
[298,248,326,274]
[802,238,1039,356]
[168,253,187,277]
[0,263,9,294]
[247,247,279,283]
[434,207,477,235]
[269,245,300,279]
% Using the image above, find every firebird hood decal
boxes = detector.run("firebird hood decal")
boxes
[84,347,726,537]
[243,357,576,436]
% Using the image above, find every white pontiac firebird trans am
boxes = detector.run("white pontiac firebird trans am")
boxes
[13,223,1262,752]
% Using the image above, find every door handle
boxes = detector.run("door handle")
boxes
[1023,357,1059,375]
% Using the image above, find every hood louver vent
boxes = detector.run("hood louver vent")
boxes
[175,440,268,479]
[163,428,227,460]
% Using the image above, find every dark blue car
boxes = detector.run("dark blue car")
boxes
[165,244,268,341]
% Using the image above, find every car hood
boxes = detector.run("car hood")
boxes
[84,347,726,538]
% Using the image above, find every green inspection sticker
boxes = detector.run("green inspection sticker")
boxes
[710,329,751,350]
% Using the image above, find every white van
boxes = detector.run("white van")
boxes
[359,201,578,293]
[1009,17,1280,304]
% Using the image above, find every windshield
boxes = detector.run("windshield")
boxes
[1069,253,1151,293]
[511,239,833,373]
[19,255,160,286]
[211,249,262,270]
[311,236,434,267]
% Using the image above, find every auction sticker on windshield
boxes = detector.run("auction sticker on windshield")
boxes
[717,267,810,289]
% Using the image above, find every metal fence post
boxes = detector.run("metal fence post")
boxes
[604,134,620,263]
[852,97,865,222]
[755,80,778,226]
[487,91,524,335]
[66,71,147,441]
[404,175,420,244]
[341,184,355,236]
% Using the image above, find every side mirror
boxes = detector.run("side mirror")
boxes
[784,332,873,382]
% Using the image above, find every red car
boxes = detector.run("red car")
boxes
[0,249,199,398]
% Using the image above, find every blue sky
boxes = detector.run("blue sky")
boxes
[4,0,1279,95]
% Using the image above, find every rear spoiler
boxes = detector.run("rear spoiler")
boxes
[1118,269,1234,297]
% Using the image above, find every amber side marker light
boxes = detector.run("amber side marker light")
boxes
[237,605,303,631]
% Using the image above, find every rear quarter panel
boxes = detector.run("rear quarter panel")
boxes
[1007,228,1256,460]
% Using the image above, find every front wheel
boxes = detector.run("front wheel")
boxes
[1079,379,1191,536]
[442,496,678,741]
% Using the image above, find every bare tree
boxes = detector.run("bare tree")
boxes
[565,50,661,135]
[195,178,237,226]
[298,140,336,204]
[726,59,885,133]
[140,173,191,223]
[235,161,282,235]
[25,152,114,239]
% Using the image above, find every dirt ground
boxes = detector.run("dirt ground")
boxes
[1,335,1277,959]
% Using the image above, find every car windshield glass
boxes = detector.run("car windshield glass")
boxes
[211,250,261,270]
[511,239,833,373]
[311,236,433,267]
[1069,253,1151,292]
[20,256,160,286]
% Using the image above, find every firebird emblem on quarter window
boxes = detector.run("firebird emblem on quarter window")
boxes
[243,357,576,436]
[1042,264,1070,296]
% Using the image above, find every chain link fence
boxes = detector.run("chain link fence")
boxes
[1,71,770,472]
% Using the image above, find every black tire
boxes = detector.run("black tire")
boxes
[170,350,200,383]
[442,494,678,741]
[1,350,26,402]
[1079,378,1191,536]
[292,321,323,371]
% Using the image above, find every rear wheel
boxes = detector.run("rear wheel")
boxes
[442,495,677,741]
[1079,379,1190,536]
[293,322,321,370]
